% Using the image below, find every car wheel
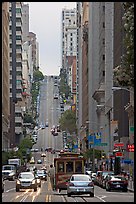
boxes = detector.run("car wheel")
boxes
[12,176,15,181]
[16,187,19,192]
[39,184,41,188]
[90,193,94,197]
[34,187,37,192]
[67,193,71,197]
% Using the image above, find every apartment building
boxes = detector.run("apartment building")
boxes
[28,31,37,71]
[61,8,77,77]
[2,2,10,151]
[22,3,29,43]
[76,2,83,150]
[9,2,24,146]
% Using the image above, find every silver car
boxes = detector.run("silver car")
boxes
[16,172,37,192]
[67,174,94,197]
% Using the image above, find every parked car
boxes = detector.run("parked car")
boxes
[16,172,37,192]
[105,175,128,192]
[2,165,16,181]
[54,94,59,99]
[67,174,94,197]
[99,171,114,187]
[102,172,114,188]
[36,170,47,181]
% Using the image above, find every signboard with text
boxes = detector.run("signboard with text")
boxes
[114,143,124,147]
[115,152,123,157]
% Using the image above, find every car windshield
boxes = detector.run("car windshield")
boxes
[37,170,45,174]
[102,172,113,176]
[72,175,91,181]
[111,176,126,180]
[19,173,34,179]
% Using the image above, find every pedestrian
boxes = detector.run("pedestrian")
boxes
[48,164,55,190]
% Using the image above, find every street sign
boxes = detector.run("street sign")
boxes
[127,144,134,152]
[93,143,107,146]
[114,143,124,147]
[123,159,132,164]
[115,152,123,157]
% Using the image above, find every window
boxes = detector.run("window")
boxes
[16,8,21,13]
[16,35,22,40]
[102,54,105,60]
[103,22,105,28]
[75,161,82,173]
[66,161,73,173]
[103,5,105,12]
[58,162,64,172]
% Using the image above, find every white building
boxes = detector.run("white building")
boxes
[22,3,29,43]
[62,8,77,70]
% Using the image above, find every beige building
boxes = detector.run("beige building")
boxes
[2,2,10,151]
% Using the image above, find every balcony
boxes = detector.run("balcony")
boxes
[15,117,23,123]
[15,126,23,134]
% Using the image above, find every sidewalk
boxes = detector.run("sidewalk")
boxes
[128,179,134,192]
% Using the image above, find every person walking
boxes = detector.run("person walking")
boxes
[48,164,55,190]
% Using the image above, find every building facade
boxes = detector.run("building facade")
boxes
[22,3,29,43]
[9,2,24,146]
[61,8,77,73]
[2,2,10,151]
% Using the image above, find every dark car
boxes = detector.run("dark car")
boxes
[105,175,128,192]
[36,170,47,181]
[16,172,37,192]
[53,131,58,136]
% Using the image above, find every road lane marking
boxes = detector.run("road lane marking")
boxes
[6,188,15,192]
[95,195,106,202]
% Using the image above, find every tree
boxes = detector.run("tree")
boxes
[59,109,77,134]
[23,113,34,123]
[33,70,44,82]
[19,137,33,150]
[113,2,134,87]
[59,71,70,99]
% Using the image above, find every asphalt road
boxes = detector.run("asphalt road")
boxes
[2,178,134,202]
[2,76,134,202]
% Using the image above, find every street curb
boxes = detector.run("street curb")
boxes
[128,188,134,192]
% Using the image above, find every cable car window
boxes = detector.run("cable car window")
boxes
[75,161,82,173]
[58,162,64,172]
[66,161,73,173]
